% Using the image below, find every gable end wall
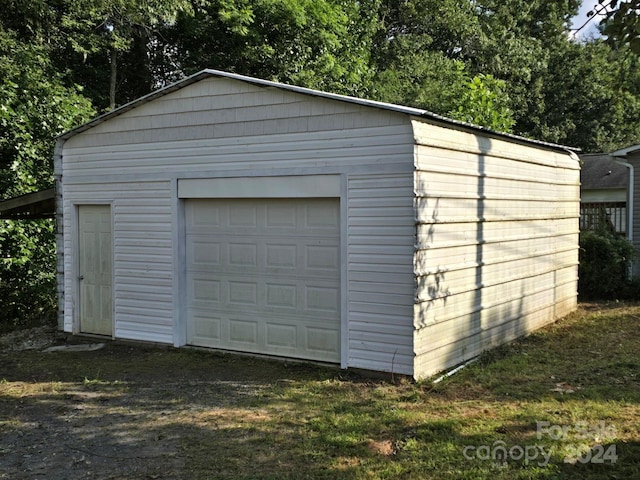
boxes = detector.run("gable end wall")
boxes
[60,77,417,375]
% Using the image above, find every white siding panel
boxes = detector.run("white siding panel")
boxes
[347,174,415,376]
[414,296,577,376]
[411,119,579,379]
[417,218,577,248]
[412,122,578,170]
[414,266,578,327]
[63,135,413,179]
[64,79,410,151]
[62,76,417,367]
[415,146,578,186]
[62,181,174,344]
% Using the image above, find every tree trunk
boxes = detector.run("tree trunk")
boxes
[109,47,117,110]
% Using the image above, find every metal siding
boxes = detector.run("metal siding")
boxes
[61,76,416,370]
[411,119,580,380]
[62,181,174,343]
[347,174,415,376]
[62,128,412,178]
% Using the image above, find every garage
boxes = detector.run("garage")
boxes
[185,197,341,362]
[57,69,579,379]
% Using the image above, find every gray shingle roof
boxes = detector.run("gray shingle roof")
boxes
[580,153,628,190]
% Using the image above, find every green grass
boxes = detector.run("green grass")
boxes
[180,304,640,479]
[1,303,639,479]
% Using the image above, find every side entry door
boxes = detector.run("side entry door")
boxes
[78,205,113,336]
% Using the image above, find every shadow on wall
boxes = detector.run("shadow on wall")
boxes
[416,133,568,376]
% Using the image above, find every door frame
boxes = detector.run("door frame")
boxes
[74,202,115,337]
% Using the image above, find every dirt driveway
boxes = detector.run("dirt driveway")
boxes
[0,326,337,479]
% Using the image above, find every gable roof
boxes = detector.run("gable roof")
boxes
[58,69,578,153]
[580,153,628,190]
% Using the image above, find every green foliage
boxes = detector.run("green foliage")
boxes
[59,0,191,109]
[526,40,640,151]
[448,73,515,131]
[595,0,640,53]
[0,220,57,331]
[0,22,94,330]
[0,30,94,192]
[578,229,637,300]
[169,0,378,96]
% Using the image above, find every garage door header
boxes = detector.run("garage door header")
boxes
[178,175,341,199]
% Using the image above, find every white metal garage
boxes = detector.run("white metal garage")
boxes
[56,69,580,379]
[185,198,341,361]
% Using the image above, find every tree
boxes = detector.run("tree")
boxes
[0,20,94,329]
[468,1,580,136]
[59,0,191,110]
[166,0,378,96]
[448,73,515,132]
[368,0,514,130]
[533,40,640,151]
[592,0,640,52]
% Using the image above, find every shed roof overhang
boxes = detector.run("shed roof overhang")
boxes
[0,188,55,219]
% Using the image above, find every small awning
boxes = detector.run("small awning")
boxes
[0,188,55,219]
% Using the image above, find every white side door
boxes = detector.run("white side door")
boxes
[78,205,113,336]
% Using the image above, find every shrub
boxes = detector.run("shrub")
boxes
[0,219,57,333]
[579,229,637,300]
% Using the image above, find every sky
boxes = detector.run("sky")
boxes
[570,0,607,40]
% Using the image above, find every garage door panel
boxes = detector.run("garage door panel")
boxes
[190,313,222,341]
[190,241,221,265]
[265,283,298,309]
[266,203,297,227]
[306,202,340,228]
[305,285,340,312]
[191,279,221,302]
[187,237,339,277]
[266,244,298,269]
[229,318,258,344]
[306,327,340,355]
[306,244,339,271]
[266,323,297,350]
[186,198,340,362]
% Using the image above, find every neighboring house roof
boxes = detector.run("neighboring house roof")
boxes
[580,153,628,190]
[57,69,578,153]
[611,144,640,157]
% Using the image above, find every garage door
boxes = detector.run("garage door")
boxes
[185,198,341,362]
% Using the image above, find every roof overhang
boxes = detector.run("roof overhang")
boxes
[0,188,55,219]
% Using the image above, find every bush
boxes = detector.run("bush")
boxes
[579,229,638,300]
[0,219,57,333]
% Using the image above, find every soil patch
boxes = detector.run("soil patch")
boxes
[0,328,331,479]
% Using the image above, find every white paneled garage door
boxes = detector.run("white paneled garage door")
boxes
[185,198,341,362]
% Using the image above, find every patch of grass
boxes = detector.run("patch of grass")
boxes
[1,303,639,479]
